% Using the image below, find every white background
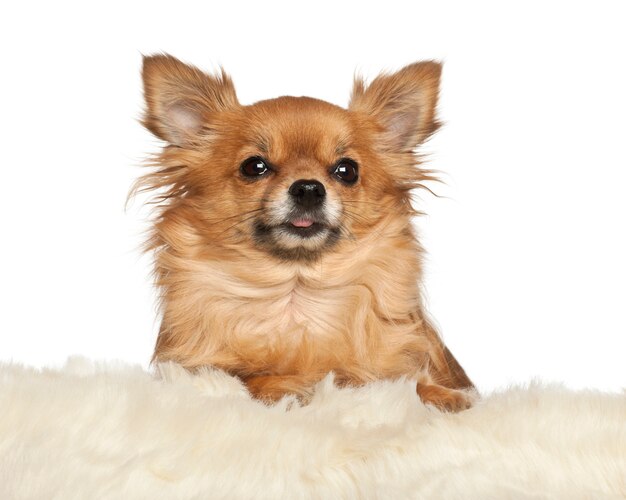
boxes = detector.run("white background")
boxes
[1,1,624,393]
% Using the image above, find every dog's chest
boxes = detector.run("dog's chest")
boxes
[235,280,348,339]
[184,245,422,373]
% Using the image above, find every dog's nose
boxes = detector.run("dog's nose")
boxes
[288,179,326,208]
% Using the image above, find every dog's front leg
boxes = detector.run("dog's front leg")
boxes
[242,374,324,403]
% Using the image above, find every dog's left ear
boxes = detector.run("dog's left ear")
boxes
[349,61,442,152]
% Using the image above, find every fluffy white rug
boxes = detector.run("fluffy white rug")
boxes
[0,358,624,499]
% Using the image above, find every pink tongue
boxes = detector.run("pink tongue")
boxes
[291,218,314,228]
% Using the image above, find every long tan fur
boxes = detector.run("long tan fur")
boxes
[135,54,475,412]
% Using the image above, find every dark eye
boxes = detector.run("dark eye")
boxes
[331,158,359,184]
[240,157,270,178]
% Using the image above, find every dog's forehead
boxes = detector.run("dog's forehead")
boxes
[243,96,353,162]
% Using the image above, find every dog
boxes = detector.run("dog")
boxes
[136,54,476,412]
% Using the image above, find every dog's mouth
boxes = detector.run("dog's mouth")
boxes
[282,217,327,238]
[291,217,315,228]
[252,212,341,261]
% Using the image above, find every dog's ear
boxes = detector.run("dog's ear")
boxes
[141,54,239,146]
[349,61,441,152]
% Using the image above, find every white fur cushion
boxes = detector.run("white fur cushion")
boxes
[0,358,624,498]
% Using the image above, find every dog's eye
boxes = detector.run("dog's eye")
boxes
[240,157,270,178]
[332,159,359,184]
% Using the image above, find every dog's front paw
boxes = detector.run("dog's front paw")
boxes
[416,383,477,412]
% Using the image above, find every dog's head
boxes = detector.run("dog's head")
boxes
[139,54,441,262]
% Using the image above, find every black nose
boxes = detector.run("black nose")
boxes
[288,179,326,208]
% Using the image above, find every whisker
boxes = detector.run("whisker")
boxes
[338,225,357,241]
[238,198,275,204]
[341,210,393,245]
[342,210,378,225]
[204,208,264,225]
[342,200,387,206]
[216,212,261,237]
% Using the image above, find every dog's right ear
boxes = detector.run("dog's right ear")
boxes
[141,54,239,147]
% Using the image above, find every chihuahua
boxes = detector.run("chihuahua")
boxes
[137,54,475,411]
